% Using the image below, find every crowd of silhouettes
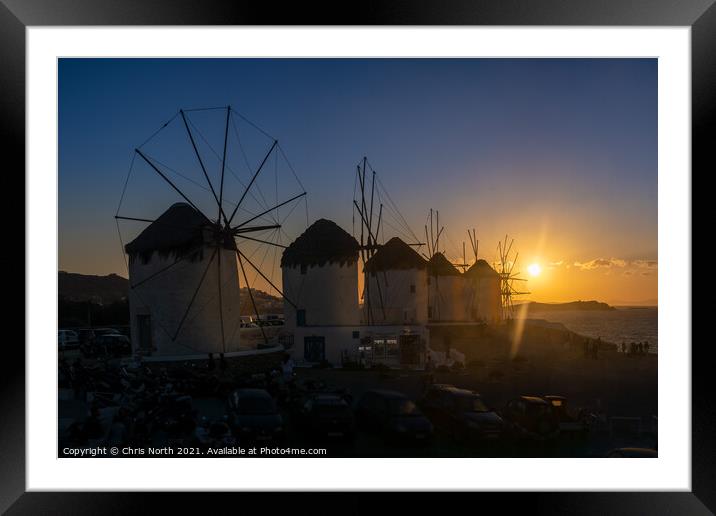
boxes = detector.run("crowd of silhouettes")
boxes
[58,351,297,452]
[620,341,651,355]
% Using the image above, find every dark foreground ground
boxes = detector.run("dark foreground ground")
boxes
[59,346,657,458]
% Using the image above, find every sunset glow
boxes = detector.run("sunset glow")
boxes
[527,263,542,277]
[58,58,657,306]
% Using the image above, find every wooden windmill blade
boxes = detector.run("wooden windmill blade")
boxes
[375,203,383,247]
[171,246,218,343]
[236,248,268,345]
[510,252,519,276]
[436,210,440,253]
[118,106,309,355]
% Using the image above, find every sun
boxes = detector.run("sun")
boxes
[527,263,542,277]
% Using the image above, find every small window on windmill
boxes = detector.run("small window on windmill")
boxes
[297,309,306,327]
[352,330,360,339]
[410,284,416,294]
[300,264,307,275]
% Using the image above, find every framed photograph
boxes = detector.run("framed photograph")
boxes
[5,0,712,511]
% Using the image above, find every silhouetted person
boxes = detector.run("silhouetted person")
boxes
[281,353,294,384]
[219,352,227,372]
[207,353,215,371]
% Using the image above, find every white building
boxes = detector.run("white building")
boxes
[277,222,504,368]
[281,218,361,329]
[463,259,502,323]
[363,237,429,326]
[280,223,429,367]
[281,219,361,361]
[427,252,467,322]
[126,203,242,357]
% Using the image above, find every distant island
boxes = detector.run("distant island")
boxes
[522,300,616,312]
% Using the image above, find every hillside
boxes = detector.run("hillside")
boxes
[58,271,283,315]
[238,288,283,315]
[58,271,129,303]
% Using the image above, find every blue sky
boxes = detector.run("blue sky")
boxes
[59,58,657,302]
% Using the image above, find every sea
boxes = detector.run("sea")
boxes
[527,306,658,353]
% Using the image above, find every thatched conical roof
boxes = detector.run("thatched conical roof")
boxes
[281,219,359,268]
[464,259,499,278]
[427,252,461,277]
[364,237,427,273]
[125,203,208,264]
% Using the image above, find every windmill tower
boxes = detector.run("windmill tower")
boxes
[281,219,360,329]
[352,157,425,325]
[461,228,502,323]
[423,209,467,322]
[117,106,307,357]
[495,235,531,320]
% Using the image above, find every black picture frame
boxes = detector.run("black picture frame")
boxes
[3,1,712,513]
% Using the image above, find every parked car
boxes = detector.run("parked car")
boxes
[58,329,80,351]
[146,394,196,444]
[76,327,121,347]
[194,418,236,448]
[419,384,503,441]
[295,393,355,441]
[81,334,131,358]
[543,395,593,436]
[93,327,123,337]
[606,447,657,458]
[355,389,433,444]
[76,329,96,346]
[227,389,284,442]
[288,378,353,413]
[501,396,559,439]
